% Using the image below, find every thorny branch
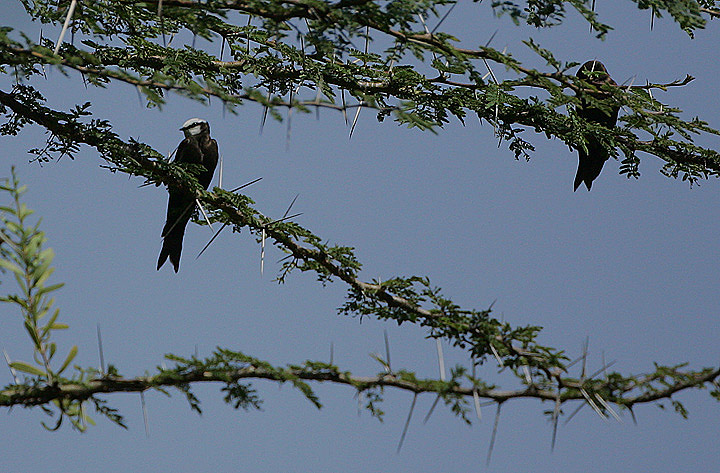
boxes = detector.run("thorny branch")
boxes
[3,45,393,111]
[1,352,718,412]
[1,87,719,423]
[5,0,718,178]
[2,0,720,432]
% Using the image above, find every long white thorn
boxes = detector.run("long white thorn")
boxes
[80,401,87,430]
[472,359,481,422]
[418,13,430,34]
[651,8,655,30]
[587,360,617,380]
[364,25,369,55]
[473,389,482,422]
[267,212,303,226]
[196,222,229,259]
[283,193,300,219]
[625,75,637,92]
[260,227,266,276]
[489,342,503,367]
[522,365,532,384]
[594,393,621,422]
[54,0,78,55]
[196,199,215,232]
[564,402,586,426]
[246,15,252,54]
[314,87,322,120]
[396,394,417,453]
[349,102,362,138]
[423,396,440,424]
[260,86,273,134]
[96,323,105,374]
[230,177,263,193]
[38,29,48,78]
[431,2,458,34]
[486,403,502,465]
[218,155,223,189]
[435,339,446,381]
[551,388,561,451]
[3,349,19,384]
[141,391,150,437]
[341,89,348,126]
[158,0,165,46]
[581,389,607,420]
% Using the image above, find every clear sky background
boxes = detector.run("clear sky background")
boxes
[1,1,719,472]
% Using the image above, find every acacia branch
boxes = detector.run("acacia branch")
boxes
[0,365,548,407]
[7,42,716,179]
[1,86,718,369]
[1,358,717,410]
[699,7,720,19]
[0,87,432,323]
[4,46,384,113]
[1,86,719,424]
[119,0,492,58]
[110,0,700,95]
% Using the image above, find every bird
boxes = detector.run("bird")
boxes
[157,118,219,272]
[573,60,620,191]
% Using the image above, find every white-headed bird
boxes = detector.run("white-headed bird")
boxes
[157,118,218,272]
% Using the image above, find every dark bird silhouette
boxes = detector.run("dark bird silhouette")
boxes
[574,60,620,191]
[157,118,219,272]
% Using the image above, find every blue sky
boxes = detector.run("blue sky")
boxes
[1,1,719,472]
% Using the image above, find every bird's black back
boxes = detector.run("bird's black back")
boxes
[573,61,621,191]
[157,132,219,272]
[576,61,619,128]
[198,138,218,189]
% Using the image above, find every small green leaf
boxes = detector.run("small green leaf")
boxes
[0,259,24,277]
[36,283,65,297]
[17,203,33,220]
[10,361,46,376]
[46,308,60,327]
[24,320,41,348]
[41,308,61,338]
[58,346,78,374]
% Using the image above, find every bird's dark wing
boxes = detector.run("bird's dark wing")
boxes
[574,147,606,191]
[157,135,218,272]
[157,190,194,272]
[198,138,219,189]
[175,137,203,165]
[576,68,619,129]
[573,62,620,191]
[157,137,203,272]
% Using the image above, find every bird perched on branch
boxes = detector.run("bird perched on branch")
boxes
[573,60,620,191]
[157,118,218,272]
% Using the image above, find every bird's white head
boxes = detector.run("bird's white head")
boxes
[180,118,209,138]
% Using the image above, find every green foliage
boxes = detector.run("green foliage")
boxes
[0,169,96,430]
[0,0,719,435]
[0,168,72,383]
[0,1,717,179]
